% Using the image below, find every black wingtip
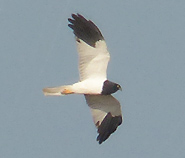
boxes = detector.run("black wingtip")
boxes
[96,113,122,144]
[68,13,104,47]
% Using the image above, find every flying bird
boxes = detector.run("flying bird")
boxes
[43,14,123,144]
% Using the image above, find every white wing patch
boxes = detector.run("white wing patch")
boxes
[77,39,110,81]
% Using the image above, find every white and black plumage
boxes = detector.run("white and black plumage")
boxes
[43,14,123,144]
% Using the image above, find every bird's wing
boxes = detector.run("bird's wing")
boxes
[85,94,122,144]
[68,14,110,81]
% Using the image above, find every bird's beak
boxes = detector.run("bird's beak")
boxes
[119,86,122,91]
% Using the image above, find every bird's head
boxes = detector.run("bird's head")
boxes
[101,80,122,95]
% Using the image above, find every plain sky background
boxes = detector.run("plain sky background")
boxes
[1,0,185,157]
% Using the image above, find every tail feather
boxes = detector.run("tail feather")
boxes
[43,85,73,96]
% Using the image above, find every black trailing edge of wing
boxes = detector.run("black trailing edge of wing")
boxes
[97,112,122,144]
[68,13,104,47]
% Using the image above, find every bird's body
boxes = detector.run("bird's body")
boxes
[43,78,105,95]
[43,14,123,144]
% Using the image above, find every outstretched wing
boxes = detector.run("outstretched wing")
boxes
[85,94,122,144]
[68,14,110,81]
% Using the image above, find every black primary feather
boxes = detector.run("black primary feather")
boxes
[97,113,122,144]
[68,13,104,47]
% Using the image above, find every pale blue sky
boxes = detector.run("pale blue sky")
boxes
[1,0,185,157]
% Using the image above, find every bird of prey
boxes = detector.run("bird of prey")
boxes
[43,14,123,144]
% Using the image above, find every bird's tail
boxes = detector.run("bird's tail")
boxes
[43,85,74,96]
